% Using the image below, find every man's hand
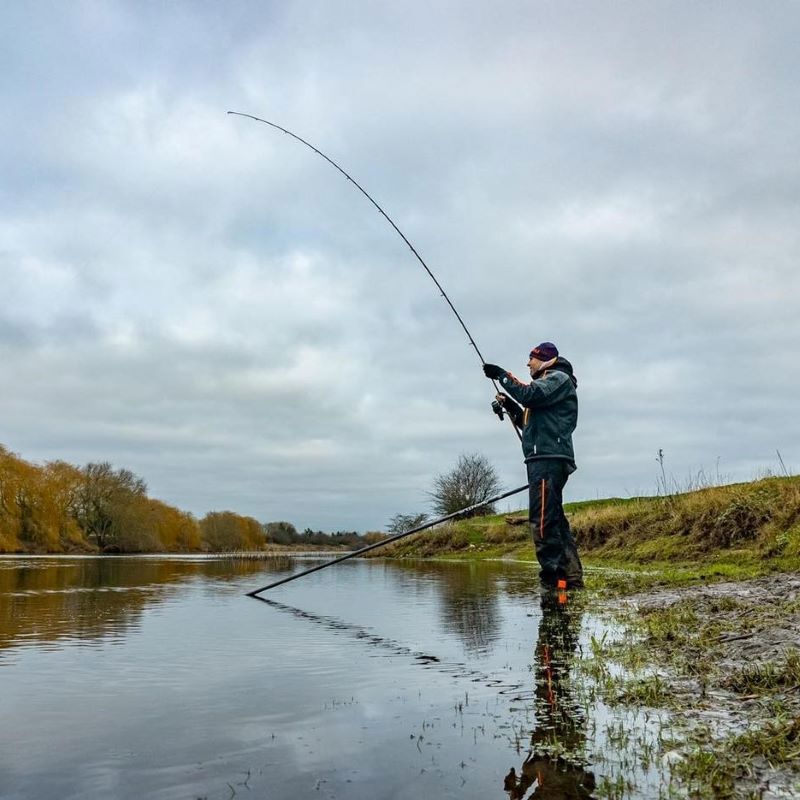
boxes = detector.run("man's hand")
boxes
[494,392,513,409]
[482,363,505,380]
[492,392,521,426]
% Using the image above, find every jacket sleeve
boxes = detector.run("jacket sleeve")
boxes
[498,371,573,408]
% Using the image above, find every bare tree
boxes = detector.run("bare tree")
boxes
[429,453,502,517]
[74,462,148,550]
[263,520,299,545]
[387,512,429,535]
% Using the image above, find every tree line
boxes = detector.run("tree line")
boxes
[263,521,386,548]
[0,445,381,554]
[1,444,502,554]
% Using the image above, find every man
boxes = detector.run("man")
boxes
[483,342,583,589]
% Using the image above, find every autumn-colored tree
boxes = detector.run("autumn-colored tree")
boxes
[0,450,84,551]
[1,444,261,554]
[0,446,26,551]
[35,461,85,550]
[200,511,265,551]
[147,499,201,552]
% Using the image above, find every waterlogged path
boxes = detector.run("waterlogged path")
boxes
[0,556,667,799]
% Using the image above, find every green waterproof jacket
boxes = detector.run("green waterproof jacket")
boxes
[498,357,578,469]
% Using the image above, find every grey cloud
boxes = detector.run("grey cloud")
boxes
[1,1,798,530]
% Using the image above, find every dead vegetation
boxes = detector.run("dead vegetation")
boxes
[571,476,800,559]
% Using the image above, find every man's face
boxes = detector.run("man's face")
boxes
[528,353,545,377]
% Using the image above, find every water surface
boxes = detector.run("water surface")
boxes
[0,555,661,799]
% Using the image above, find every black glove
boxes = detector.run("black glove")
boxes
[491,399,505,421]
[494,392,513,409]
[482,363,505,380]
[494,393,522,426]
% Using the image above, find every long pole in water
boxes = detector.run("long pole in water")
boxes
[227,111,520,440]
[246,483,529,597]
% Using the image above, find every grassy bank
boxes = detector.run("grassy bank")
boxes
[380,475,800,583]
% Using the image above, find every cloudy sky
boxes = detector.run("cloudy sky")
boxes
[2,1,798,531]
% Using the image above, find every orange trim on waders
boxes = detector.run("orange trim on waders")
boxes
[539,479,546,538]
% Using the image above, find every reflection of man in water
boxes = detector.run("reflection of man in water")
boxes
[503,588,595,799]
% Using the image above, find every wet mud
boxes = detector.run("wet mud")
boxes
[628,572,800,666]
[600,572,800,798]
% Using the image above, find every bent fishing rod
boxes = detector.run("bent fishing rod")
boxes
[227,111,520,440]
[246,483,529,597]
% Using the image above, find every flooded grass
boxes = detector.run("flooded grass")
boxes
[570,572,800,798]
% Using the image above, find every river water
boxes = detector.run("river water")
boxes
[0,555,666,799]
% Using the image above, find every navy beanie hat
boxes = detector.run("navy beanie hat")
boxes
[529,342,558,361]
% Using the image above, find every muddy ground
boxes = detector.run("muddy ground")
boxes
[599,572,800,798]
[629,572,800,666]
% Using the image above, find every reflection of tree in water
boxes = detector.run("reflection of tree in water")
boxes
[0,556,294,654]
[504,589,596,799]
[383,560,502,655]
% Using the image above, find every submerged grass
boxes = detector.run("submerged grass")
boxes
[572,573,800,797]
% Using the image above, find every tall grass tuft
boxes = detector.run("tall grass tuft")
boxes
[570,476,800,559]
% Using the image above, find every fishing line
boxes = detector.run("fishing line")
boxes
[227,111,520,439]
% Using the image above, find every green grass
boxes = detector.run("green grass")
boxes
[722,649,800,694]
[672,717,800,799]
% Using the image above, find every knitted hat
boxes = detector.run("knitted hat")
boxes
[529,342,558,361]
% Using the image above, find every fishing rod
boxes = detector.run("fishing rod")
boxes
[246,483,529,597]
[227,111,521,440]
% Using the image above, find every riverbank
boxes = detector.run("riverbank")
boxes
[380,475,800,797]
[379,475,800,580]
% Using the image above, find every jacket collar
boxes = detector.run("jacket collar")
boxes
[534,356,577,387]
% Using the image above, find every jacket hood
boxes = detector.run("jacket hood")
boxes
[536,356,577,387]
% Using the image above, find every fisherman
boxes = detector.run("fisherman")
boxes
[483,343,584,590]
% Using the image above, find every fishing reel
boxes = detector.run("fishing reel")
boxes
[491,399,505,421]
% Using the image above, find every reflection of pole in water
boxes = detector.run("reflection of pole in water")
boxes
[503,587,596,799]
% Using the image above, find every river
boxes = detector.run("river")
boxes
[0,555,666,799]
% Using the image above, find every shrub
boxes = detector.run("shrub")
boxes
[429,453,502,517]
